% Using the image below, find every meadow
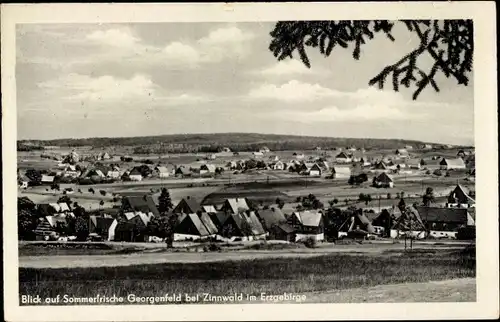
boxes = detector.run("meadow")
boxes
[19,246,475,304]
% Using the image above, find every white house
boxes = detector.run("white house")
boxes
[154,166,170,178]
[439,158,466,170]
[128,168,143,181]
[335,152,352,163]
[200,164,216,175]
[272,160,285,171]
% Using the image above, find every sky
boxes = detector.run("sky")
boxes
[16,22,474,145]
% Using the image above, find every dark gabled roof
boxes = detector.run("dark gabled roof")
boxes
[415,206,471,224]
[176,213,210,236]
[258,208,287,230]
[275,223,295,234]
[450,184,475,204]
[375,172,393,183]
[122,195,160,217]
[209,211,230,227]
[173,197,201,214]
[95,217,116,231]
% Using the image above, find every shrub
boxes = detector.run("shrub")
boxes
[304,237,317,248]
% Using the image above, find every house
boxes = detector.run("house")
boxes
[154,166,170,178]
[294,153,305,160]
[200,164,216,175]
[206,154,217,160]
[114,212,152,242]
[63,165,80,178]
[89,216,118,241]
[121,195,160,217]
[258,207,287,231]
[421,144,433,150]
[373,172,394,188]
[221,147,232,153]
[268,223,296,242]
[41,175,55,184]
[221,198,250,214]
[174,213,211,241]
[259,146,271,153]
[268,155,280,162]
[199,212,219,237]
[335,152,352,163]
[300,163,322,176]
[289,210,324,242]
[405,145,414,150]
[173,197,202,215]
[439,158,466,170]
[209,211,231,232]
[318,160,330,171]
[128,168,143,181]
[395,149,409,158]
[220,212,266,241]
[447,184,475,208]
[415,206,475,238]
[457,150,469,158]
[252,152,264,158]
[373,161,390,172]
[406,159,422,170]
[272,160,285,171]
[338,212,376,237]
[330,165,351,179]
[390,206,427,239]
[175,166,192,177]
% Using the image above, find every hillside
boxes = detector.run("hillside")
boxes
[18,132,444,153]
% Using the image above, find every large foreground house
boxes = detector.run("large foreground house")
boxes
[289,210,324,242]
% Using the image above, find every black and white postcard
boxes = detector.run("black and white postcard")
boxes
[2,2,498,321]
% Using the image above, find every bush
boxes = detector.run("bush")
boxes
[304,237,317,248]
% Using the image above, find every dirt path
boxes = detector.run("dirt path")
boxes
[242,278,476,303]
[19,243,469,269]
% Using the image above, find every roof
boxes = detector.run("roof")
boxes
[183,213,210,236]
[225,198,249,214]
[450,184,475,204]
[123,212,136,221]
[275,223,295,234]
[199,212,218,234]
[209,211,231,227]
[201,164,216,172]
[440,158,466,167]
[293,211,322,227]
[245,211,266,235]
[374,161,389,170]
[336,152,350,159]
[122,195,160,217]
[155,166,169,173]
[41,175,54,182]
[174,197,201,214]
[258,208,287,230]
[376,172,393,183]
[415,206,471,224]
[129,168,143,176]
[202,205,217,213]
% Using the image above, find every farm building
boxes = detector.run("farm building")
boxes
[220,212,266,241]
[173,197,202,215]
[446,184,475,208]
[373,172,394,188]
[41,175,55,184]
[174,213,211,241]
[268,223,296,242]
[89,216,118,241]
[272,160,285,171]
[406,159,422,169]
[200,164,216,175]
[390,206,427,239]
[154,166,170,178]
[199,212,219,236]
[300,163,322,176]
[439,158,466,170]
[221,198,250,214]
[121,195,160,217]
[415,206,475,238]
[338,212,376,238]
[289,210,324,242]
[175,166,192,177]
[335,152,352,163]
[257,207,287,231]
[395,149,410,158]
[128,168,143,181]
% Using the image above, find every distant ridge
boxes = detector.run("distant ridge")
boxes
[18,132,462,152]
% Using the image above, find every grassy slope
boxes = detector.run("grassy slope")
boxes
[19,248,475,304]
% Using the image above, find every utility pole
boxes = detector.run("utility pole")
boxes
[378,194,381,213]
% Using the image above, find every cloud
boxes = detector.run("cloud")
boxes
[85,28,140,48]
[278,104,425,123]
[162,42,201,65]
[259,60,316,76]
[38,73,157,102]
[198,26,255,45]
[248,80,340,102]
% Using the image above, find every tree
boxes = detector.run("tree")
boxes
[365,194,372,206]
[398,198,406,212]
[422,187,436,206]
[269,20,473,100]
[88,188,95,194]
[18,211,38,240]
[157,188,173,214]
[147,214,178,247]
[75,216,89,241]
[57,195,72,204]
[99,200,105,209]
[387,193,392,200]
[100,190,107,196]
[50,183,60,193]
[420,159,426,166]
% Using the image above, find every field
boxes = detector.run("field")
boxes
[19,245,475,304]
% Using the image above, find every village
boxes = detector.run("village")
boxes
[17,142,476,246]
